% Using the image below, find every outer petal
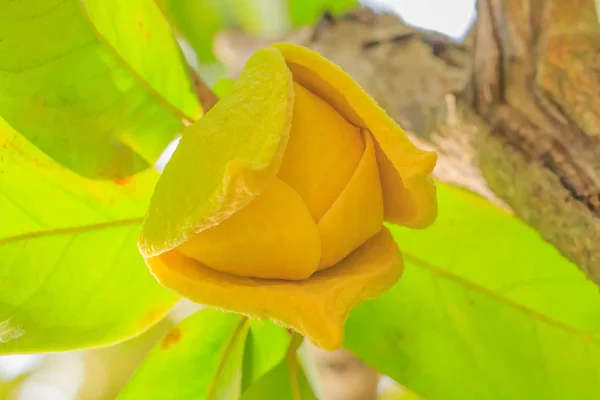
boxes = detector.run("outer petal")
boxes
[139,47,294,257]
[146,228,403,350]
[271,43,437,228]
[178,178,321,281]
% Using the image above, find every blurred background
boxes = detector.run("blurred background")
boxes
[0,0,474,399]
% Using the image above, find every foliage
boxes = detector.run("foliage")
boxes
[347,184,600,399]
[156,0,359,63]
[0,0,199,179]
[119,310,315,399]
[1,0,599,399]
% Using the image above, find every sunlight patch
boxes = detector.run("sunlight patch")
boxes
[0,318,24,344]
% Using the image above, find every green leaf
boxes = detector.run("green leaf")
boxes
[241,360,316,400]
[0,0,193,179]
[288,0,359,26]
[0,371,31,399]
[346,184,600,399]
[119,309,250,400]
[242,333,316,400]
[156,0,232,63]
[84,0,200,121]
[0,118,178,353]
[157,0,290,67]
[119,311,313,399]
[242,320,290,391]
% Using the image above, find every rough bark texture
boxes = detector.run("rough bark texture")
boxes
[215,1,600,285]
[472,0,600,282]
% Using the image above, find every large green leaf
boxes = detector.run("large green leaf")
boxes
[346,184,600,399]
[157,0,290,66]
[241,320,290,391]
[84,0,200,120]
[155,0,232,63]
[0,118,178,353]
[119,309,249,399]
[241,358,316,400]
[0,0,196,179]
[119,311,312,399]
[242,331,315,400]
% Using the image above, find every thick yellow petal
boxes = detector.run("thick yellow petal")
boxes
[139,47,294,257]
[178,178,320,280]
[317,131,384,270]
[278,82,364,222]
[271,43,437,228]
[373,139,434,228]
[147,228,403,350]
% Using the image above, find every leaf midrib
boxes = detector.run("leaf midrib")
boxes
[206,317,250,400]
[403,251,600,345]
[76,0,196,123]
[0,217,144,246]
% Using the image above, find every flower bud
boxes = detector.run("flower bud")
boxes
[139,44,437,350]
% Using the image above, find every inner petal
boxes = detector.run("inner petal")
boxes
[177,177,321,281]
[317,130,384,270]
[278,82,364,222]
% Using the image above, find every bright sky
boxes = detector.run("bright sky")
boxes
[362,0,476,39]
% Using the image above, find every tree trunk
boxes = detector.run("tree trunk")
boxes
[216,0,600,285]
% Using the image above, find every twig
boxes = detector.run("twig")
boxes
[189,67,219,112]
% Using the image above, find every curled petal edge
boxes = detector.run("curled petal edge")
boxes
[146,228,403,350]
[271,43,438,228]
[139,47,294,257]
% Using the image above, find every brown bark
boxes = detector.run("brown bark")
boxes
[472,0,600,281]
[215,1,600,285]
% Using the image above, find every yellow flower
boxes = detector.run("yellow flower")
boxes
[139,43,437,350]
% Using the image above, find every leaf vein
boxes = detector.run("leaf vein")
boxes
[403,251,600,344]
[0,217,143,246]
